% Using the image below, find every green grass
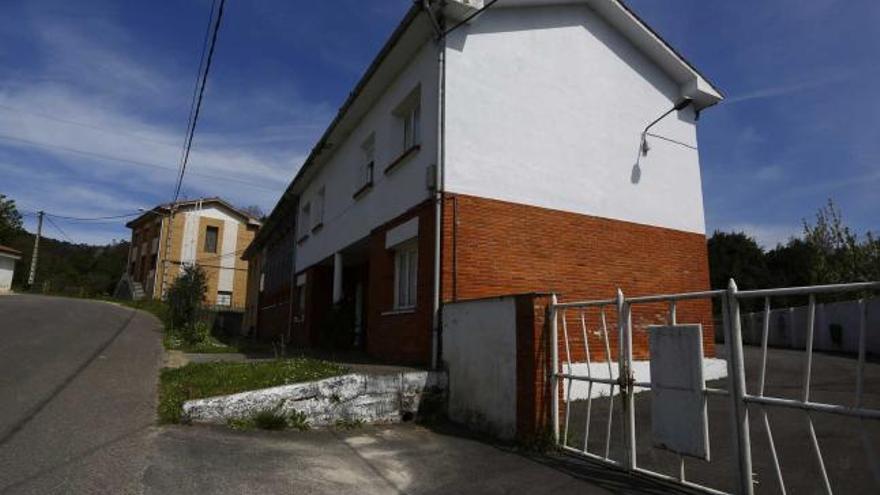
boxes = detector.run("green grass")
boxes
[111,298,272,354]
[228,409,311,431]
[158,358,348,423]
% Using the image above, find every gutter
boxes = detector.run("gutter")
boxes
[424,0,445,370]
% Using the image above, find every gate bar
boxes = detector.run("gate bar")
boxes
[725,280,754,495]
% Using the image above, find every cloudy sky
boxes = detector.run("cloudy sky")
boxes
[1,0,877,248]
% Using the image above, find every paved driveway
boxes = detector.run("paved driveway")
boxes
[0,295,667,495]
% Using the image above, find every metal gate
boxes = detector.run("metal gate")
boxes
[549,280,880,495]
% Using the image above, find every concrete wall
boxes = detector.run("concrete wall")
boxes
[183,371,447,427]
[294,39,439,272]
[741,297,880,355]
[444,4,706,234]
[443,296,518,439]
[0,256,17,291]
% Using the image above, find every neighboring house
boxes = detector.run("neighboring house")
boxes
[123,198,261,308]
[0,245,22,293]
[243,0,722,366]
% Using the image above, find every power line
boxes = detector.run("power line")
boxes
[174,0,219,202]
[0,103,179,148]
[173,0,226,203]
[44,215,75,244]
[45,211,143,222]
[0,134,281,192]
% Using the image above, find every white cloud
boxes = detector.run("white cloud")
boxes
[0,13,332,245]
[724,72,855,105]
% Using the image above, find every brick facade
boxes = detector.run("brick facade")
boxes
[441,193,715,362]
[365,200,436,365]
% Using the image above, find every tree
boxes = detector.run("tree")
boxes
[0,194,23,245]
[241,205,266,221]
[707,231,769,290]
[166,264,208,343]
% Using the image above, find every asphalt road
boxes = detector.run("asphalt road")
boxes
[564,344,880,494]
[0,295,163,494]
[0,295,666,495]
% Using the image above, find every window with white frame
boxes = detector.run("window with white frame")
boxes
[313,187,325,229]
[298,202,311,240]
[402,103,420,151]
[357,133,375,192]
[216,291,232,307]
[393,240,418,309]
[394,87,421,155]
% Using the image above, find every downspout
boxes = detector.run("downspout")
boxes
[424,0,445,370]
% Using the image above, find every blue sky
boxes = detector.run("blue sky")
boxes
[0,0,877,247]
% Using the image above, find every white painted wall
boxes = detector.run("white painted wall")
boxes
[444,4,707,234]
[294,40,439,271]
[0,255,17,292]
[178,205,241,294]
[443,296,518,439]
[740,297,880,355]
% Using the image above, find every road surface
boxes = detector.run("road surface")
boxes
[0,294,666,494]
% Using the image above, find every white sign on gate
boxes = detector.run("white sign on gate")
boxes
[648,324,710,460]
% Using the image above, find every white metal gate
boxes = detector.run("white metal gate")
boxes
[549,280,880,495]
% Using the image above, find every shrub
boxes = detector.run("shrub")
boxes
[166,264,208,343]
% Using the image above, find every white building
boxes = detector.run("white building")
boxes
[245,0,723,366]
[0,245,22,293]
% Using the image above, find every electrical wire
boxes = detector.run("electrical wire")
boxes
[0,134,280,192]
[44,215,75,244]
[0,103,179,148]
[45,211,143,222]
[173,0,226,203]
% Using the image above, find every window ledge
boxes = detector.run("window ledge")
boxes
[383,145,420,175]
[352,181,373,200]
[381,308,416,316]
[311,223,324,233]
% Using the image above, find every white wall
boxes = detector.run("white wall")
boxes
[444,4,707,234]
[0,256,16,291]
[740,297,880,355]
[442,296,518,439]
[179,205,241,294]
[295,41,439,272]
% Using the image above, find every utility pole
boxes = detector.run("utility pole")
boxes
[27,210,44,287]
[159,203,177,298]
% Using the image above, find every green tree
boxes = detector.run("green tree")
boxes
[166,264,209,343]
[707,231,769,290]
[0,194,23,245]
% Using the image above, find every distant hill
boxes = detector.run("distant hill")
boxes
[6,230,129,297]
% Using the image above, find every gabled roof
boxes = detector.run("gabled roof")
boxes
[126,197,262,229]
[249,0,722,255]
[0,244,22,259]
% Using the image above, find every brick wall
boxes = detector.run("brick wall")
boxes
[441,192,715,362]
[365,200,436,365]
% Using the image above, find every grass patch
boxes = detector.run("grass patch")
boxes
[228,409,311,431]
[158,358,347,424]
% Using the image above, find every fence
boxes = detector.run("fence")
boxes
[550,280,880,495]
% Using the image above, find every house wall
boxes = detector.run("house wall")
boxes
[444,4,706,235]
[0,255,17,291]
[129,204,255,308]
[293,39,439,272]
[441,193,715,361]
[365,200,436,365]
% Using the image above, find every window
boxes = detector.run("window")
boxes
[313,187,325,230]
[298,202,311,240]
[402,103,420,151]
[356,134,375,193]
[216,291,232,307]
[204,226,219,253]
[393,240,418,309]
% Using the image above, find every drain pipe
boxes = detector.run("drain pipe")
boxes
[424,0,445,370]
